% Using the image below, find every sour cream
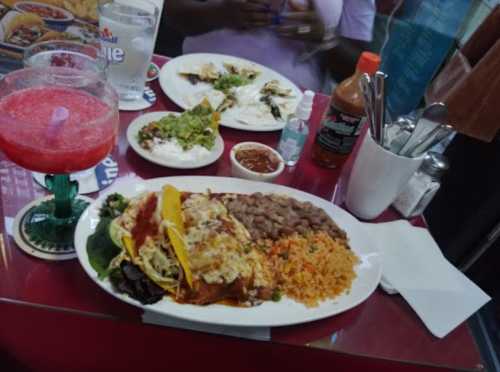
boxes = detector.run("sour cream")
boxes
[150,138,211,162]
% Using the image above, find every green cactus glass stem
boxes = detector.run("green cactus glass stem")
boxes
[45,174,79,219]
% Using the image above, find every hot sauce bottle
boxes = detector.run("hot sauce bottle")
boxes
[312,52,381,168]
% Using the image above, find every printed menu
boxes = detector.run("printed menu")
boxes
[0,0,163,75]
[0,0,99,71]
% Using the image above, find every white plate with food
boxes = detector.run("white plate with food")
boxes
[75,176,382,327]
[0,10,64,51]
[14,1,74,30]
[127,106,224,169]
[159,53,303,132]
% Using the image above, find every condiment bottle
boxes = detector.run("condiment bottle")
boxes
[278,90,315,166]
[393,152,449,218]
[312,51,381,168]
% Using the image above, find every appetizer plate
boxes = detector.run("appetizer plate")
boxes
[75,176,382,327]
[159,53,303,132]
[127,111,224,169]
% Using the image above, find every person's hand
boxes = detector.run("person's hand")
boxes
[220,0,274,30]
[274,0,325,42]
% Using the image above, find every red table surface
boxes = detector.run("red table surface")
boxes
[0,55,483,371]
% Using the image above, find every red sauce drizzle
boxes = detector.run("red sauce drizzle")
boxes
[131,194,158,249]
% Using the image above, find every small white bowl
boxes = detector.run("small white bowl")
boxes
[230,142,284,183]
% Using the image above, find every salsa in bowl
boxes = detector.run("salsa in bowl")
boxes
[230,142,284,182]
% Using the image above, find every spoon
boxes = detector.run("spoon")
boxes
[373,71,387,146]
[386,116,415,151]
[398,102,448,156]
[408,124,454,157]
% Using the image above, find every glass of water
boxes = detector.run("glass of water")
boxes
[24,40,107,78]
[99,0,158,101]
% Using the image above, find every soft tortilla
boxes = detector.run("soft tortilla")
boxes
[5,12,45,39]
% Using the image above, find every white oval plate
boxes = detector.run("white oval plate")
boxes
[75,176,382,327]
[127,111,224,169]
[159,53,303,132]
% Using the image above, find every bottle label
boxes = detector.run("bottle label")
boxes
[278,126,307,162]
[316,105,363,154]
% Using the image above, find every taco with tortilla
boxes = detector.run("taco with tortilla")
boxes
[4,12,46,47]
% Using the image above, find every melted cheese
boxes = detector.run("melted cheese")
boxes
[182,193,271,287]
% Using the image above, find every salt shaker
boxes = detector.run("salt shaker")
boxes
[392,152,449,218]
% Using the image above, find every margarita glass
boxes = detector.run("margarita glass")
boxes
[0,67,119,258]
[24,41,110,193]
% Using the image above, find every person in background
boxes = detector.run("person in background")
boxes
[164,0,376,92]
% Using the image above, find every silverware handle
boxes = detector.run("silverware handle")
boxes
[359,74,376,140]
[410,127,454,157]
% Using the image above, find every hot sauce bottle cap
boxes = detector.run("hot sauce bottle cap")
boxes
[356,52,381,75]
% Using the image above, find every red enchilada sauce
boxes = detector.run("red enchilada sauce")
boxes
[236,148,279,173]
[131,193,158,249]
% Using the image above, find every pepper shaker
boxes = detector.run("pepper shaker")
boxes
[392,152,449,218]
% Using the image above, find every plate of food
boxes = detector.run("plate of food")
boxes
[0,11,68,51]
[159,53,303,132]
[74,176,382,327]
[14,1,74,31]
[127,101,224,169]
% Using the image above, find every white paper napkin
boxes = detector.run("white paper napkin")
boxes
[362,220,491,338]
[142,311,270,341]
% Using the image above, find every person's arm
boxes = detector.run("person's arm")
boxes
[165,0,273,36]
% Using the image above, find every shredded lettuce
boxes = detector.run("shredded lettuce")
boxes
[99,193,129,219]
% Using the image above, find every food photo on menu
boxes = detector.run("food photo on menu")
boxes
[0,0,99,60]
